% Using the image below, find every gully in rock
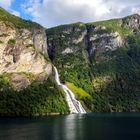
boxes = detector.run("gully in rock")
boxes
[54,66,86,114]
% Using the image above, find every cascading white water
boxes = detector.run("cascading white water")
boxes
[54,66,86,114]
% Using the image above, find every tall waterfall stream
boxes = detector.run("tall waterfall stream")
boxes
[54,66,86,114]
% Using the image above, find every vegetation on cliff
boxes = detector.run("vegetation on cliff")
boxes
[90,34,140,112]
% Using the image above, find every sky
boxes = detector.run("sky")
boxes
[0,0,140,28]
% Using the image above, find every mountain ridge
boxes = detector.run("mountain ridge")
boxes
[47,13,140,29]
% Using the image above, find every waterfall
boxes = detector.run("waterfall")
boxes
[54,66,86,114]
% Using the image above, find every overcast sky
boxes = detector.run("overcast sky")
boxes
[0,0,140,28]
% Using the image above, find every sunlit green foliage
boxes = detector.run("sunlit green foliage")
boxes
[66,82,91,100]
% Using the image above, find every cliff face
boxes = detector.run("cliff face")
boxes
[0,8,51,90]
[0,23,50,74]
[47,23,124,64]
[47,14,140,64]
[47,14,140,70]
[47,14,140,112]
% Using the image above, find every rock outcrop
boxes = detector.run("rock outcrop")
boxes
[122,14,140,29]
[0,21,51,90]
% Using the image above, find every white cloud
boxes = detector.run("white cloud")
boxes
[0,0,13,9]
[22,0,140,28]
[11,10,20,17]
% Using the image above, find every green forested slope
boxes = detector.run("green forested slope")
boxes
[0,76,69,116]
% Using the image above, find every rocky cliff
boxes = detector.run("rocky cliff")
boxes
[47,14,140,64]
[0,7,52,90]
[47,22,124,64]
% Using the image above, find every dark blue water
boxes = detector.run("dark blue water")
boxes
[0,113,140,140]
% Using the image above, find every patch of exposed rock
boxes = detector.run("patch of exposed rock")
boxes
[62,48,73,54]
[10,73,31,91]
[88,32,124,56]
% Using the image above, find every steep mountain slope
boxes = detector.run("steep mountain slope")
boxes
[47,14,140,112]
[0,7,69,116]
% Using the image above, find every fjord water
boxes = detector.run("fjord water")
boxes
[0,113,140,140]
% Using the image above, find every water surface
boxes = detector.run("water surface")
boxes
[0,113,140,140]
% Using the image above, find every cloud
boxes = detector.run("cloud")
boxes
[11,10,20,17]
[22,0,140,27]
[0,0,13,9]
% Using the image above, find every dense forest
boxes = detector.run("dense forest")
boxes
[0,75,69,116]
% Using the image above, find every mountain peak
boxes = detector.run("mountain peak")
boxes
[122,13,140,28]
[123,13,140,19]
[130,13,140,17]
